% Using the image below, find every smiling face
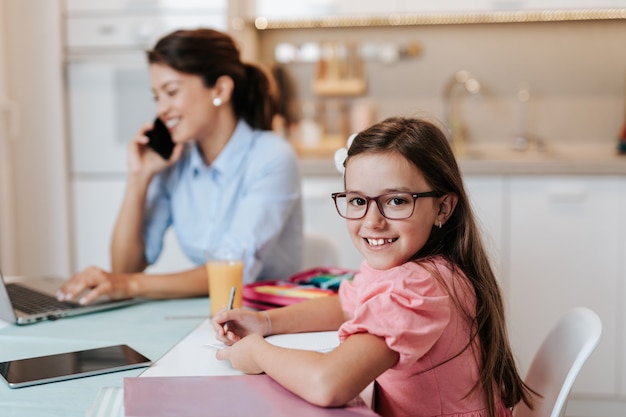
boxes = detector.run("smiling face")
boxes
[149,63,216,144]
[344,151,443,270]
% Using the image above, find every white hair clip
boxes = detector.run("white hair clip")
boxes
[334,133,357,175]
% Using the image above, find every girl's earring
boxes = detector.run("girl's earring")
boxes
[213,97,222,107]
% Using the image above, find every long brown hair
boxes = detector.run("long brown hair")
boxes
[345,116,533,417]
[146,28,278,130]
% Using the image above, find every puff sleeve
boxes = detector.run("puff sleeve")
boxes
[338,261,452,370]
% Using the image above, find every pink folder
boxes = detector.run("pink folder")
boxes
[124,374,380,417]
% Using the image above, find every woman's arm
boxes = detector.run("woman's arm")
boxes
[57,264,208,304]
[110,171,152,273]
[111,126,184,273]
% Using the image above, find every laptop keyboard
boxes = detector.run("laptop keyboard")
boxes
[6,283,81,315]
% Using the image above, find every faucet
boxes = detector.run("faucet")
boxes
[442,70,481,156]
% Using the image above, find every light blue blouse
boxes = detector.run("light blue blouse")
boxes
[143,120,303,283]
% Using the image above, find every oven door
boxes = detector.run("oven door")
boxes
[67,52,153,175]
[65,12,225,175]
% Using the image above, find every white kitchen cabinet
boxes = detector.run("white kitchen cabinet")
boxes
[463,175,507,290]
[506,175,621,397]
[620,178,626,397]
[71,179,195,275]
[301,175,362,270]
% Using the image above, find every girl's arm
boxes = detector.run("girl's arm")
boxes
[214,296,399,407]
[212,296,348,341]
[110,170,152,273]
[217,330,399,407]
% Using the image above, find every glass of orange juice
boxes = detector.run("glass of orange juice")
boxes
[205,246,244,317]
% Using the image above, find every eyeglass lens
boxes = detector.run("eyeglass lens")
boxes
[334,192,416,220]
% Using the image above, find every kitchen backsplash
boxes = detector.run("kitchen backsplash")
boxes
[250,18,626,149]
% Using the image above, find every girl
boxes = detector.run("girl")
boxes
[57,28,302,304]
[212,117,533,417]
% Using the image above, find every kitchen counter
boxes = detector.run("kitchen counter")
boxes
[299,144,626,176]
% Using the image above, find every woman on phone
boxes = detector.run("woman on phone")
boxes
[57,28,302,304]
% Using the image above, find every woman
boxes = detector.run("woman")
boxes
[57,28,303,305]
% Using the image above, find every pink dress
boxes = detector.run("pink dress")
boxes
[338,257,512,417]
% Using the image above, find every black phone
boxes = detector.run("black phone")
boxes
[145,117,174,160]
[0,344,151,388]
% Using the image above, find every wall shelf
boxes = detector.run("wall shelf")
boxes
[253,8,626,29]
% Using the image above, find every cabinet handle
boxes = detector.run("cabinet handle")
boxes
[547,190,586,202]
[0,97,20,138]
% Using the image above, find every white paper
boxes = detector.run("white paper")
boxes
[265,331,339,353]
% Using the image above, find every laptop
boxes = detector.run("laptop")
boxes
[0,269,142,325]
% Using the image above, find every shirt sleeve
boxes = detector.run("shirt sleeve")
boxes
[220,135,302,283]
[338,264,452,370]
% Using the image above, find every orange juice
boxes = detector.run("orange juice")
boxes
[207,260,244,316]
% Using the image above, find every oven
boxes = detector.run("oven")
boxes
[65,4,226,175]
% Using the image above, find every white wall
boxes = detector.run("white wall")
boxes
[0,0,17,273]
[1,0,71,277]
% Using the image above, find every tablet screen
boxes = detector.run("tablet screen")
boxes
[0,344,151,388]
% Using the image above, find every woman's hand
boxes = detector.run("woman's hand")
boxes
[56,266,134,305]
[215,333,266,374]
[211,308,270,345]
[128,123,183,176]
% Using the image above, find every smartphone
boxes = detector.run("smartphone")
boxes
[0,344,151,388]
[145,117,174,160]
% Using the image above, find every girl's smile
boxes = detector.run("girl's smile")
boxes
[365,237,398,247]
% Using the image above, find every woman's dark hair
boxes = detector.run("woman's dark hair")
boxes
[146,28,278,130]
[345,116,533,417]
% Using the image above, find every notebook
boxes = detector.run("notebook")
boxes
[124,374,380,417]
[0,269,142,325]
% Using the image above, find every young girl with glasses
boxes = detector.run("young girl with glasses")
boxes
[212,116,533,417]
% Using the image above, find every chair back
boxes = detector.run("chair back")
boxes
[513,307,602,417]
[301,232,340,270]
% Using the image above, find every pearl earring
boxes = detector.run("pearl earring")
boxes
[438,221,442,229]
[213,97,222,107]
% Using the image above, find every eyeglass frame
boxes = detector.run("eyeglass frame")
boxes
[331,190,442,220]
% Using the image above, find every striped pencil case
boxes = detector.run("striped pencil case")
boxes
[242,267,357,310]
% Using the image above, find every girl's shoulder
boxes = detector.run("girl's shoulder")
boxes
[355,257,457,297]
[362,256,457,281]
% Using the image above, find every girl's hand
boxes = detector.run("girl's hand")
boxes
[211,308,269,345]
[215,333,265,374]
[127,123,183,176]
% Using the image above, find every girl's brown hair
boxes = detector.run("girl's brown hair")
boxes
[146,28,278,130]
[345,116,533,417]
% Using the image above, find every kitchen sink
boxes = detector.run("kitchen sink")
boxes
[462,145,559,161]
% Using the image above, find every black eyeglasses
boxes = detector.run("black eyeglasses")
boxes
[331,191,441,220]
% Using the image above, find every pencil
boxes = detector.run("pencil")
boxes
[223,286,236,333]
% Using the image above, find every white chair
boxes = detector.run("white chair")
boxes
[513,307,602,417]
[301,232,340,270]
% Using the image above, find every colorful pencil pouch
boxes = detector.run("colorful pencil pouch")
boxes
[242,267,357,310]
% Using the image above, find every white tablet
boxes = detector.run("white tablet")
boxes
[0,344,151,388]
